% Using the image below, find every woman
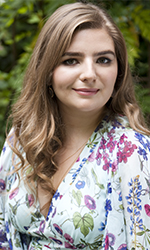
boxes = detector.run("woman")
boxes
[0,2,150,249]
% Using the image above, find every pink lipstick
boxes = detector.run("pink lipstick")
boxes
[73,88,99,96]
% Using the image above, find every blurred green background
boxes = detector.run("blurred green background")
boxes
[0,0,150,150]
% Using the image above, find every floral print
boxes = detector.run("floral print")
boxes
[0,116,150,249]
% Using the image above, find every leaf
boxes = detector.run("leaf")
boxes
[91,168,104,189]
[15,238,21,247]
[73,212,94,237]
[72,190,82,206]
[119,204,124,210]
[28,14,41,24]
[17,6,28,14]
[137,231,145,236]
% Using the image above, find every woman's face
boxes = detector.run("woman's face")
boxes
[52,28,118,116]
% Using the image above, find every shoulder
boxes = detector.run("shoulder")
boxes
[100,115,150,144]
[0,129,16,191]
[97,115,150,166]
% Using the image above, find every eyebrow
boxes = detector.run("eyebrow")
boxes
[63,50,116,57]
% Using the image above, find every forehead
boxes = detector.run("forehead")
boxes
[67,28,115,52]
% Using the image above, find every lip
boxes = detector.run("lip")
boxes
[73,88,99,96]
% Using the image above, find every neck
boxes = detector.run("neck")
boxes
[60,107,105,145]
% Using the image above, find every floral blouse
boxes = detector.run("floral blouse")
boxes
[0,116,150,250]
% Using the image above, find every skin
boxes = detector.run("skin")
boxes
[38,29,118,216]
[53,28,118,118]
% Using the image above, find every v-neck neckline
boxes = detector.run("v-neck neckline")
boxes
[43,127,99,221]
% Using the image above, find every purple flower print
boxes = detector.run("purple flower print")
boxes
[64,233,74,244]
[9,187,19,199]
[117,244,127,250]
[39,220,45,233]
[49,237,63,245]
[105,199,112,213]
[0,229,7,243]
[53,223,63,236]
[138,147,148,161]
[118,192,122,201]
[28,194,34,207]
[2,145,6,153]
[52,207,57,218]
[84,195,96,210]
[65,242,77,249]
[75,180,85,189]
[105,233,115,249]
[107,182,112,194]
[135,133,145,146]
[0,179,5,192]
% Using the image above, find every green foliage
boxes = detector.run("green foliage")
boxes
[0,0,150,150]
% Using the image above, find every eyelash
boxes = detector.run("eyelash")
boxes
[96,57,111,64]
[63,59,78,65]
[62,57,112,66]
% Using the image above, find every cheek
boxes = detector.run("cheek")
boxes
[106,67,118,86]
[52,68,62,89]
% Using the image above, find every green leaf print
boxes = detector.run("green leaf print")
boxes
[9,203,18,215]
[73,212,94,237]
[15,238,21,247]
[91,168,104,190]
[72,190,83,206]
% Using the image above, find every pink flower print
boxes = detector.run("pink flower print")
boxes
[76,156,80,162]
[96,148,102,165]
[107,128,115,138]
[88,151,95,162]
[119,134,127,144]
[9,187,19,199]
[103,153,109,164]
[111,160,118,172]
[28,194,34,207]
[103,162,110,173]
[84,195,96,210]
[144,204,150,217]
[117,142,137,163]
[105,234,109,250]
[100,137,107,150]
[64,233,74,244]
[107,137,117,153]
[65,242,77,249]
[0,179,5,192]
[0,165,3,172]
[39,220,45,233]
[44,246,51,249]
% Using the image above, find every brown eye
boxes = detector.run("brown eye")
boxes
[97,57,111,64]
[63,59,78,65]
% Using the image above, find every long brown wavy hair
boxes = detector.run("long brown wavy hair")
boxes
[8,2,150,209]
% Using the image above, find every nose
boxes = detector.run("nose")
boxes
[79,59,96,83]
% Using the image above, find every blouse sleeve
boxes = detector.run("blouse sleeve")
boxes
[0,139,13,249]
[119,131,150,249]
[0,137,30,250]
